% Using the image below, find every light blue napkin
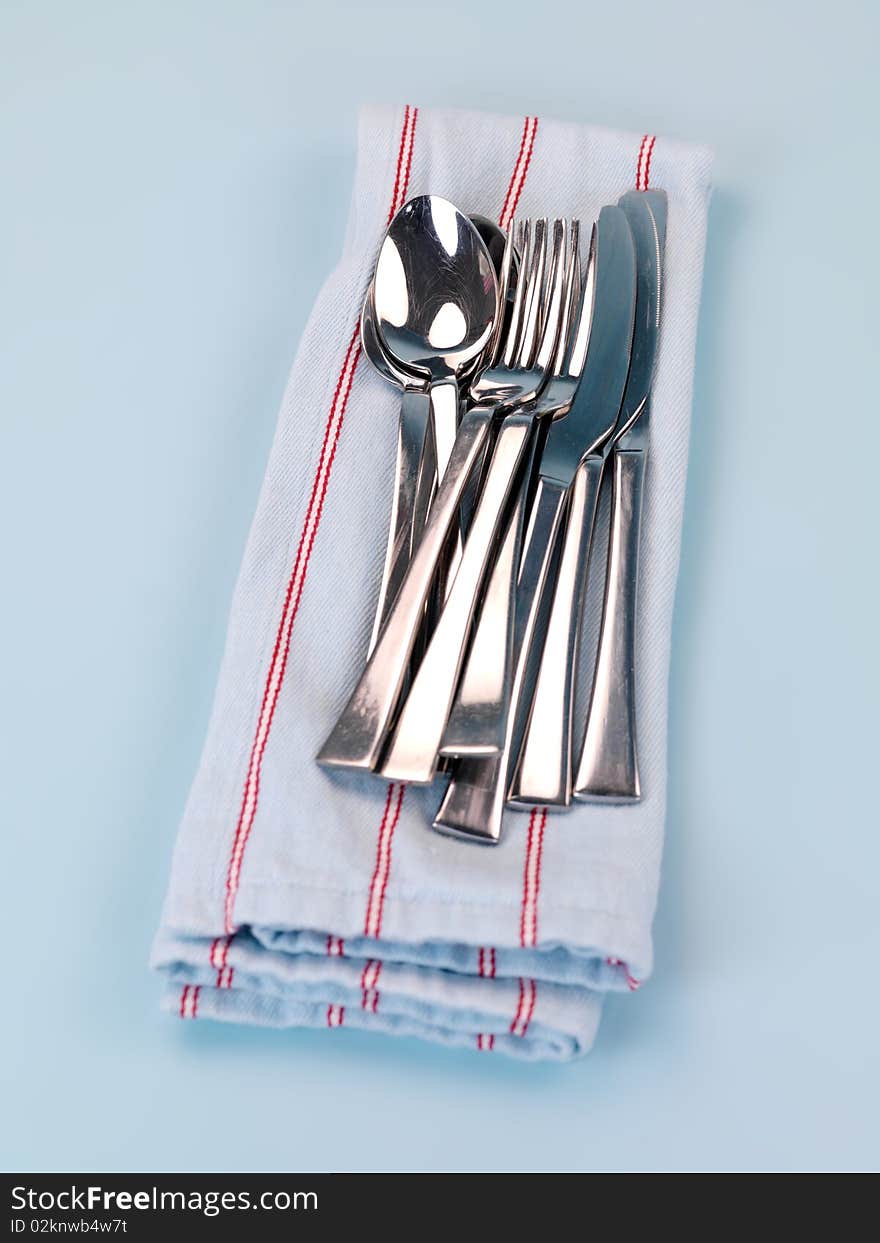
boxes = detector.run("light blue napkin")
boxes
[152,104,712,1059]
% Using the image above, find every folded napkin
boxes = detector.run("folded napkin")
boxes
[152,104,712,1060]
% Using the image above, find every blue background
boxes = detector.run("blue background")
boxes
[2,0,878,1173]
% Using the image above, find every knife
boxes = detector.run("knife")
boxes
[574,189,667,801]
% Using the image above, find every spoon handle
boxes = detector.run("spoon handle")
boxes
[428,377,465,602]
[428,379,459,488]
[368,386,431,655]
[316,408,493,774]
[380,413,534,785]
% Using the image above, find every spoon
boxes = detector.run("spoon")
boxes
[470,213,509,276]
[362,214,507,652]
[372,195,498,507]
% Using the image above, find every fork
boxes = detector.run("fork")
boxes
[378,219,574,784]
[433,221,590,841]
[440,220,582,761]
[316,220,564,777]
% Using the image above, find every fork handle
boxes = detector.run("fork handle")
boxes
[440,424,545,758]
[316,408,493,774]
[380,413,534,784]
[439,474,521,758]
[510,455,604,806]
[574,447,646,801]
[433,474,568,842]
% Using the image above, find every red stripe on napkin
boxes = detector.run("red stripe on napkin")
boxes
[473,121,542,1050]
[388,104,418,222]
[209,935,234,988]
[475,947,497,1050]
[360,958,382,1013]
[519,807,546,949]
[213,105,419,950]
[178,984,201,1020]
[508,808,546,1038]
[636,134,656,191]
[509,977,536,1038]
[499,116,539,230]
[363,781,405,939]
[326,1004,345,1028]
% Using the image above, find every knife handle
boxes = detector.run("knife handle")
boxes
[574,447,646,801]
[316,407,493,774]
[380,413,534,785]
[510,455,604,806]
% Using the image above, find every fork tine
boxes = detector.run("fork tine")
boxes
[561,219,596,380]
[534,219,568,372]
[500,220,532,369]
[551,218,582,377]
[514,218,548,368]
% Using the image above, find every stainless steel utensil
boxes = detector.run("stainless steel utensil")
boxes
[433,221,592,841]
[379,220,577,784]
[440,220,583,760]
[574,189,667,802]
[431,429,560,842]
[510,205,637,808]
[316,405,494,773]
[410,213,514,612]
[360,297,433,651]
[361,214,509,651]
[317,218,544,776]
[436,212,638,839]
[373,196,498,518]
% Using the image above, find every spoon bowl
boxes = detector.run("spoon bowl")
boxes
[361,295,408,387]
[469,214,509,278]
[363,213,509,387]
[373,195,498,381]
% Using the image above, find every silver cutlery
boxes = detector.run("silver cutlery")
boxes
[435,212,636,839]
[574,189,667,802]
[431,428,560,842]
[360,298,433,651]
[362,213,510,652]
[510,205,637,807]
[440,221,582,762]
[379,219,574,784]
[316,211,517,775]
[317,219,556,778]
[372,196,498,549]
[316,403,494,773]
[316,187,668,844]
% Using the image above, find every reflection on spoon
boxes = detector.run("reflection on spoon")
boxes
[374,240,408,328]
[428,302,467,350]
